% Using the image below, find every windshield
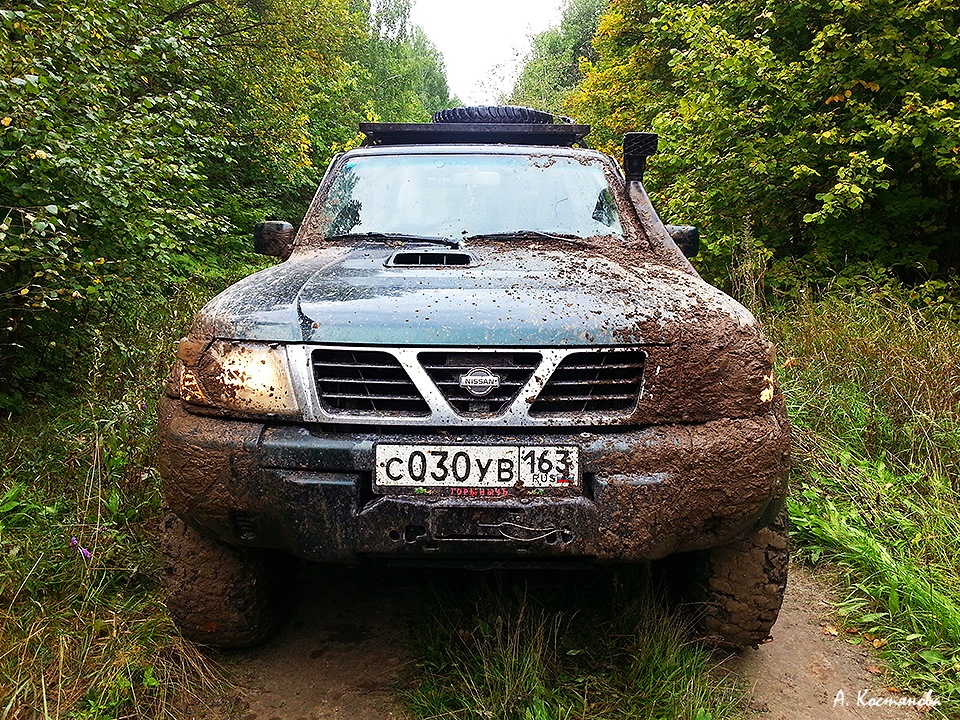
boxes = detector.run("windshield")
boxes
[316,153,623,240]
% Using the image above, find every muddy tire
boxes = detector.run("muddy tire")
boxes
[433,105,554,124]
[160,514,297,648]
[674,512,789,649]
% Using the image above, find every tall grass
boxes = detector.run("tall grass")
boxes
[0,264,257,719]
[5,258,960,718]
[404,570,745,720]
[769,287,960,704]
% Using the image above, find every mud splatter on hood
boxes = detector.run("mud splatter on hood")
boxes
[191,243,756,345]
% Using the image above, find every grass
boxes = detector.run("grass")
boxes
[768,286,960,708]
[0,264,258,719]
[3,263,960,718]
[403,569,745,720]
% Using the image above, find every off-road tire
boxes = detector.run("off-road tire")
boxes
[677,511,789,649]
[433,105,554,124]
[160,514,297,648]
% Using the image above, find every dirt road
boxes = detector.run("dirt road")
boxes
[727,568,916,720]
[224,565,921,720]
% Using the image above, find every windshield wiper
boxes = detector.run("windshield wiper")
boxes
[464,231,597,246]
[325,232,461,248]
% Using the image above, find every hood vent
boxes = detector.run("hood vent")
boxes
[385,251,479,267]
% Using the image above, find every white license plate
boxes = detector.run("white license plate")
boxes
[374,444,579,491]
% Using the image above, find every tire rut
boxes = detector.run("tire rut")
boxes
[226,566,416,720]
[221,564,919,720]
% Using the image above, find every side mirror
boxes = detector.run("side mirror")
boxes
[664,224,699,258]
[253,221,295,259]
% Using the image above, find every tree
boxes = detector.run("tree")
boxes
[350,0,456,122]
[567,0,960,293]
[509,0,607,115]
[0,0,454,409]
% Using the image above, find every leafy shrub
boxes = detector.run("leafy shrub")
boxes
[0,0,455,411]
[568,0,960,295]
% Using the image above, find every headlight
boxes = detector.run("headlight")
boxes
[171,340,300,417]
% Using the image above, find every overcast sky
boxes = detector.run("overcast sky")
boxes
[409,0,566,106]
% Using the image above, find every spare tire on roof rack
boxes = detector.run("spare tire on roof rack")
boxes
[359,105,589,146]
[433,105,554,124]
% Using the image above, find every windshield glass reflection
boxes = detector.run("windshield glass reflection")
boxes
[317,153,622,240]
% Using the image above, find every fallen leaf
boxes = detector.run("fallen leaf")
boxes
[846,627,859,634]
[886,686,900,693]
[873,638,888,649]
[823,625,840,636]
[866,666,882,675]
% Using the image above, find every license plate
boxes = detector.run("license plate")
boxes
[374,444,579,492]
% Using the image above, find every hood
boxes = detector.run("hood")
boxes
[191,243,756,346]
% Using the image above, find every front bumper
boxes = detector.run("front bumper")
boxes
[157,398,789,563]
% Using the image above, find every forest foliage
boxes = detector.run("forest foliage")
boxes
[508,0,607,116]
[563,0,960,297]
[0,0,453,411]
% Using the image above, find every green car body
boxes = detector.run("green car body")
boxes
[157,119,790,648]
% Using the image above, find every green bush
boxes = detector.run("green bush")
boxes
[0,0,455,411]
[568,0,960,295]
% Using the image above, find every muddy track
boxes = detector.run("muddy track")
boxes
[727,567,914,720]
[225,566,415,719]
[221,564,914,720]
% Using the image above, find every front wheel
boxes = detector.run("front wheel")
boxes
[160,514,297,648]
[667,512,789,649]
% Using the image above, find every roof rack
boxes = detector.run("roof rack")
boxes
[359,122,591,147]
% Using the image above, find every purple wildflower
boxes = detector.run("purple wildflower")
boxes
[70,536,92,560]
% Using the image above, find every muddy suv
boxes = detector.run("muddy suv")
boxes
[158,106,790,649]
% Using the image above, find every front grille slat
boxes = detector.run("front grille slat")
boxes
[314,363,400,371]
[313,349,430,417]
[419,352,541,417]
[530,350,645,416]
[556,363,645,371]
[533,393,637,402]
[543,379,639,387]
[321,378,416,386]
[323,392,424,401]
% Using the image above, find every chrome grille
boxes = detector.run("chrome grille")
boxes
[419,352,541,417]
[312,349,429,416]
[530,350,645,415]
